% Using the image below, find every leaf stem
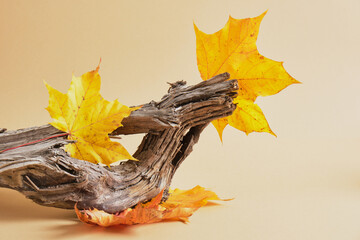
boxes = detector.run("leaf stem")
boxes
[0,133,69,153]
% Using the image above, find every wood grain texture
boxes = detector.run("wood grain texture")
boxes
[0,73,237,213]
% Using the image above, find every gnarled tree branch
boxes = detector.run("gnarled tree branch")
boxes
[0,73,237,213]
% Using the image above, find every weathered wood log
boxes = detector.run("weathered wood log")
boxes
[0,73,237,214]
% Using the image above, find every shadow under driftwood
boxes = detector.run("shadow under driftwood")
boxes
[0,189,75,222]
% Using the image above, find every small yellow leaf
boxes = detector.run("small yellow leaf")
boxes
[46,67,136,166]
[228,98,276,136]
[162,185,221,208]
[75,185,228,226]
[194,12,299,138]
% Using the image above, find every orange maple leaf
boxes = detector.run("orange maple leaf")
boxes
[75,186,229,227]
[194,12,300,139]
[45,65,137,166]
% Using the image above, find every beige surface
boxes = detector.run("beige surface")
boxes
[1,0,360,239]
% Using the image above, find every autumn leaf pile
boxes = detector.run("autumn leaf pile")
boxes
[45,12,297,226]
[76,186,228,226]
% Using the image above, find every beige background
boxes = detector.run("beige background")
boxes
[1,0,360,239]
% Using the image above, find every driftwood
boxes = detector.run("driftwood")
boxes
[0,73,237,214]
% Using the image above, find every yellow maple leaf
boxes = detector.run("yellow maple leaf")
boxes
[229,99,275,136]
[194,11,300,139]
[45,66,136,166]
[75,185,228,226]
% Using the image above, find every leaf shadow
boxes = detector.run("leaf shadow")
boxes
[48,222,136,239]
[48,215,184,239]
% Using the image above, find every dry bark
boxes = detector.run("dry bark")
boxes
[0,73,237,213]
